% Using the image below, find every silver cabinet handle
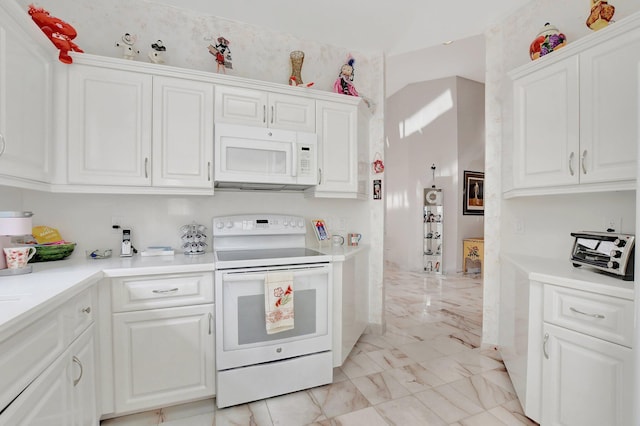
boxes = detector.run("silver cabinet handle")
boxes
[318,168,322,185]
[581,149,587,175]
[0,133,5,157]
[543,332,549,359]
[81,306,91,314]
[568,152,575,176]
[72,355,83,386]
[208,312,213,335]
[271,105,274,124]
[570,306,605,319]
[263,105,266,123]
[144,157,149,178]
[152,287,179,294]
[208,161,211,181]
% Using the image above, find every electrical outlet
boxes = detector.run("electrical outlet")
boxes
[111,216,124,233]
[337,217,347,231]
[514,218,525,234]
[602,216,621,232]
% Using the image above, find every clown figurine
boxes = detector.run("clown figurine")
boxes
[116,33,139,60]
[148,40,166,64]
[333,56,359,97]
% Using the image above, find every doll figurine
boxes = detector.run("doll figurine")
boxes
[333,56,359,97]
[208,37,232,73]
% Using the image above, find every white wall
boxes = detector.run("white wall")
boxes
[385,76,484,273]
[483,0,640,344]
[6,0,387,329]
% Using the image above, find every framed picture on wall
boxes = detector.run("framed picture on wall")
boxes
[463,171,484,215]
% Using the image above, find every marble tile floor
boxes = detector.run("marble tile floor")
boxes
[101,266,539,426]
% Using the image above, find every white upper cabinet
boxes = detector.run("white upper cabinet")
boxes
[578,29,640,184]
[0,2,53,185]
[215,85,315,132]
[509,16,640,196]
[152,76,214,188]
[306,99,368,199]
[66,58,214,192]
[513,56,580,189]
[68,65,153,186]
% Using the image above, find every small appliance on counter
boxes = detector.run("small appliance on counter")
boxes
[0,211,34,276]
[570,231,635,281]
[180,222,207,255]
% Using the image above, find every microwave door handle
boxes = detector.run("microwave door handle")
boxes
[291,142,297,177]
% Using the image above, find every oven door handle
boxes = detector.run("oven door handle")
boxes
[223,267,329,282]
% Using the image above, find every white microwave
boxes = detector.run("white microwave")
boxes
[214,123,317,190]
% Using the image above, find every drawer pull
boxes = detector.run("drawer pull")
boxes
[543,333,549,359]
[570,307,605,319]
[152,287,179,294]
[81,306,91,314]
[208,312,213,335]
[72,356,83,386]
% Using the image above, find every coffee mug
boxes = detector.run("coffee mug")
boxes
[4,247,37,269]
[347,233,362,246]
[331,235,345,246]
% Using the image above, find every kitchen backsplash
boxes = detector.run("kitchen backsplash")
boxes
[1,187,369,258]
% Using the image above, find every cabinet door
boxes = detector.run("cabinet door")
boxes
[112,304,215,414]
[513,56,580,188]
[313,100,358,195]
[215,85,267,126]
[269,93,315,132]
[69,325,98,426]
[579,28,640,184]
[68,65,152,185]
[542,323,632,426]
[152,77,214,188]
[0,5,53,183]
[0,342,71,426]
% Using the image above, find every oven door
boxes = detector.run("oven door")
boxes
[215,263,332,370]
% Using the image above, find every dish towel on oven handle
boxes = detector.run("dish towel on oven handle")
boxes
[265,271,294,334]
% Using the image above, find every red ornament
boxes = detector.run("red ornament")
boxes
[28,5,83,64]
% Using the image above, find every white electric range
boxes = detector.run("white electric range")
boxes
[212,214,333,408]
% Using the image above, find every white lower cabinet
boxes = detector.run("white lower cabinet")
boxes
[542,323,632,426]
[332,248,369,367]
[0,324,98,426]
[112,304,215,413]
[103,271,215,416]
[539,282,633,425]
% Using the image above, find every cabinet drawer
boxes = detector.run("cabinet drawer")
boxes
[111,272,214,312]
[544,285,633,347]
[62,286,96,343]
[0,308,64,412]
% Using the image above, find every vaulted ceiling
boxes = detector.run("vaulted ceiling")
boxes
[147,0,532,56]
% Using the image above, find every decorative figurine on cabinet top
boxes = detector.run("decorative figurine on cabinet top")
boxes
[115,33,140,60]
[28,5,83,64]
[208,36,232,73]
[148,40,166,64]
[586,0,615,31]
[529,23,567,60]
[333,55,359,96]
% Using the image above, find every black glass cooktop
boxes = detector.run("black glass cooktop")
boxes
[216,247,324,262]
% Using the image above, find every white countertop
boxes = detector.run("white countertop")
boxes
[0,246,368,338]
[0,253,216,337]
[502,253,634,300]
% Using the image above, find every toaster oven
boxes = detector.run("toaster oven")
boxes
[570,231,635,281]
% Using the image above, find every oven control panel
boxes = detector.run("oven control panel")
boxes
[213,214,306,236]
